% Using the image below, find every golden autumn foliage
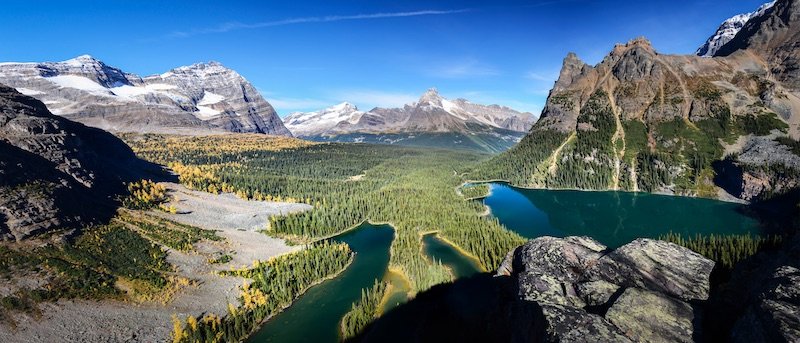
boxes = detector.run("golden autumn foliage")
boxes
[124,179,169,210]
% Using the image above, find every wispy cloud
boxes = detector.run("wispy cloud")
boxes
[426,59,500,78]
[266,96,332,114]
[167,9,470,38]
[328,90,418,109]
[451,90,543,115]
[525,71,558,82]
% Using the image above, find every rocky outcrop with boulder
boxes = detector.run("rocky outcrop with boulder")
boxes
[497,236,712,342]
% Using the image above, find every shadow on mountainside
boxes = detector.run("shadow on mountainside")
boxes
[0,84,174,241]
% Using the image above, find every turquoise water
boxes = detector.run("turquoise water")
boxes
[483,183,761,248]
[422,233,482,278]
[248,223,394,343]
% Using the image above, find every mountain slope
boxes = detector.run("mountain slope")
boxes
[289,89,536,153]
[474,0,800,201]
[0,56,290,135]
[283,102,364,136]
[0,84,162,241]
[696,1,776,57]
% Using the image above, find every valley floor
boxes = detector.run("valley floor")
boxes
[0,183,309,343]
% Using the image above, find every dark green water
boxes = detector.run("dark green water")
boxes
[483,183,761,248]
[248,223,394,343]
[422,233,482,278]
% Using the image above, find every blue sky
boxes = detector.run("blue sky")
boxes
[0,0,768,116]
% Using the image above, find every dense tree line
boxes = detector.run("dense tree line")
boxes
[660,232,783,270]
[126,135,525,295]
[471,88,793,198]
[171,242,352,343]
[460,183,490,200]
[340,280,387,340]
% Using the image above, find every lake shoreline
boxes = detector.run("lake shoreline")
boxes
[463,179,750,205]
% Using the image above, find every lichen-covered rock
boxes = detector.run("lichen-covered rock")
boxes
[731,266,800,343]
[496,236,716,342]
[577,280,620,307]
[512,236,607,283]
[540,304,633,343]
[606,288,696,343]
[518,272,584,307]
[586,238,715,301]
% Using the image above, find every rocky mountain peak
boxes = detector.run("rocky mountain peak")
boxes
[610,37,656,58]
[696,1,776,57]
[418,87,443,105]
[553,52,590,91]
[0,56,291,135]
[331,102,358,112]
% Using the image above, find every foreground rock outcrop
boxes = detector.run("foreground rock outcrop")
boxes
[498,236,712,342]
[0,84,162,241]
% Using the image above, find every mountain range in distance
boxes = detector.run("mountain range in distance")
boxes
[284,88,537,153]
[0,55,291,136]
[0,56,535,153]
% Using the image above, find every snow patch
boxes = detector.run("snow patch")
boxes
[15,87,44,96]
[198,91,225,105]
[46,75,112,96]
[195,105,221,119]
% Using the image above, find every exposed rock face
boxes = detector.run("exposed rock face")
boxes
[497,236,714,342]
[605,288,696,343]
[0,84,160,241]
[485,0,800,201]
[586,239,713,301]
[696,1,776,57]
[288,89,536,153]
[0,56,290,135]
[715,0,800,90]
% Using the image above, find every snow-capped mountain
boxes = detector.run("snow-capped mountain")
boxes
[292,88,536,153]
[0,55,291,135]
[283,102,364,136]
[696,1,776,57]
[300,88,535,136]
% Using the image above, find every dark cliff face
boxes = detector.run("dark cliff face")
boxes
[0,84,166,241]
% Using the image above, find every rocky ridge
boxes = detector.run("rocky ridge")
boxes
[483,0,800,201]
[0,56,290,135]
[696,1,776,57]
[326,88,535,136]
[0,84,160,241]
[289,89,536,153]
[496,236,713,342]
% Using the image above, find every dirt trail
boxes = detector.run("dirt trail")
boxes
[547,132,576,176]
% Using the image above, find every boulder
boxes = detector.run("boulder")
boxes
[511,236,607,283]
[606,288,697,343]
[577,280,621,307]
[539,304,633,343]
[586,239,715,301]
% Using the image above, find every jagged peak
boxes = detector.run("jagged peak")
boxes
[611,37,656,56]
[329,102,358,112]
[418,87,444,104]
[62,54,103,66]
